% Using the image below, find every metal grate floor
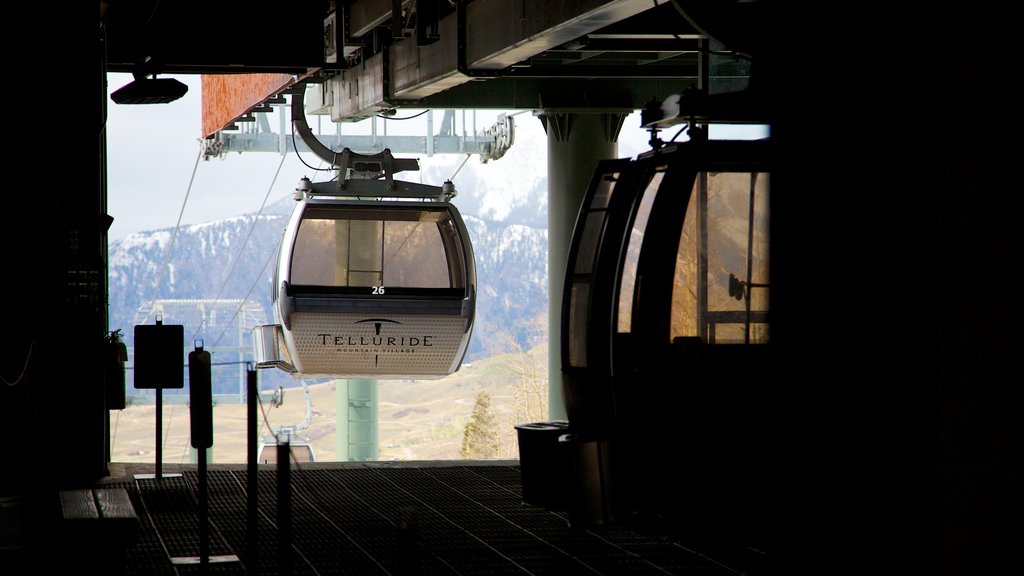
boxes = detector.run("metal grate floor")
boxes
[95,462,765,575]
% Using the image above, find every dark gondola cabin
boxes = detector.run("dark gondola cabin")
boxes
[560,130,772,539]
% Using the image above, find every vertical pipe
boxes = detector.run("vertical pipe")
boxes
[155,388,162,479]
[277,438,292,576]
[247,367,258,574]
[279,103,288,156]
[427,109,434,157]
[239,310,245,403]
[189,343,213,570]
[745,173,757,344]
[198,447,209,570]
[335,379,349,461]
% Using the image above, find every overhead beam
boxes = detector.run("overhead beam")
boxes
[465,0,655,69]
[349,0,413,38]
[332,0,661,120]
[104,1,324,74]
[391,10,467,99]
[414,77,695,111]
[206,131,502,157]
[331,52,390,121]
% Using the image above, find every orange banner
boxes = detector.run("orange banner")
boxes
[201,73,294,138]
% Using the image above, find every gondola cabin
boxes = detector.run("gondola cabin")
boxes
[256,440,316,464]
[253,149,476,380]
[559,128,772,536]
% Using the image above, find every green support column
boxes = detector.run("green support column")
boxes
[331,216,380,462]
[539,112,626,421]
[335,379,379,461]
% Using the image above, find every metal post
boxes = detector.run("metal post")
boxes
[238,307,245,403]
[335,379,349,461]
[277,438,292,576]
[189,342,213,570]
[426,109,434,157]
[247,366,259,573]
[155,387,162,479]
[279,103,288,156]
[198,446,209,570]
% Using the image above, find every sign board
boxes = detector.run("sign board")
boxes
[133,324,184,389]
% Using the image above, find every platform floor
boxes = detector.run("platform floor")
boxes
[5,461,766,575]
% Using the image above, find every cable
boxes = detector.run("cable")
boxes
[209,220,280,344]
[668,122,689,143]
[210,159,327,349]
[141,143,203,326]
[377,110,429,121]
[189,152,287,345]
[163,403,175,461]
[256,387,278,444]
[449,154,471,181]
[291,125,336,172]
[111,409,121,454]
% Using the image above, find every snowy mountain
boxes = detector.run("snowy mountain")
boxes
[417,115,549,228]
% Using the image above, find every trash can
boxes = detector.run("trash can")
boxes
[514,421,570,509]
[559,433,615,527]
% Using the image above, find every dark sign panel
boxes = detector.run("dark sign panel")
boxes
[133,324,184,389]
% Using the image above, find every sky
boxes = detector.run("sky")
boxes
[105,73,765,242]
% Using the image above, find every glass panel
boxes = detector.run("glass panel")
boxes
[617,171,665,333]
[672,181,699,339]
[574,212,605,275]
[292,217,343,286]
[590,172,617,209]
[671,172,770,343]
[347,220,383,287]
[382,220,450,288]
[568,282,590,367]
[291,206,463,289]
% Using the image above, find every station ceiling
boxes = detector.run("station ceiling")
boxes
[102,1,767,132]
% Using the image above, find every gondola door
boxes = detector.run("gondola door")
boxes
[612,138,772,540]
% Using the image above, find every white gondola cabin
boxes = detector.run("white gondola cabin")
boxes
[253,149,476,380]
